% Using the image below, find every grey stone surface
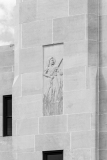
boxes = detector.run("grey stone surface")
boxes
[17,152,42,160]
[39,115,67,134]
[19,46,43,73]
[37,0,68,20]
[53,15,85,43]
[99,132,107,149]
[8,0,101,159]
[35,133,70,151]
[22,20,52,47]
[19,0,37,23]
[71,131,95,149]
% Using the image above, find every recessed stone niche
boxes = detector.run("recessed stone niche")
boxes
[43,43,63,116]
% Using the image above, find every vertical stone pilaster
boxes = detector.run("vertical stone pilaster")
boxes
[99,0,107,160]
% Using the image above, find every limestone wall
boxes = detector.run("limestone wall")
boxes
[0,45,14,159]
[13,0,99,160]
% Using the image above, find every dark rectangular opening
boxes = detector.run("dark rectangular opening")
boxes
[3,95,12,136]
[43,150,63,160]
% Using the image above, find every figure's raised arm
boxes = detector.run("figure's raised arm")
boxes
[44,68,52,79]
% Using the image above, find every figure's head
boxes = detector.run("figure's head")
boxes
[48,57,56,66]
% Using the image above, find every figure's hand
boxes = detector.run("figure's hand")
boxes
[60,72,63,76]
[51,76,54,80]
[54,67,58,72]
[53,67,58,76]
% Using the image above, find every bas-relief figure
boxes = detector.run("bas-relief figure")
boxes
[43,45,63,116]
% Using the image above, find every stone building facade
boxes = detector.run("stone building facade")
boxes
[0,0,107,159]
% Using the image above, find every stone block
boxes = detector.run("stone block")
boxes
[91,148,98,160]
[99,15,107,42]
[0,95,2,105]
[17,118,38,136]
[99,132,107,149]
[12,136,18,151]
[96,132,99,150]
[99,150,107,160]
[37,0,68,20]
[88,0,98,15]
[86,66,97,89]
[35,133,70,151]
[0,137,12,152]
[64,149,90,160]
[17,118,38,135]
[64,41,87,57]
[99,114,107,132]
[87,15,98,41]
[12,75,21,98]
[17,152,42,160]
[0,117,2,136]
[88,53,98,67]
[72,149,91,160]
[64,66,85,76]
[64,71,85,91]
[14,49,19,77]
[0,152,15,160]
[88,40,98,55]
[22,72,42,96]
[64,54,87,69]
[13,100,42,119]
[69,0,87,15]
[0,66,13,73]
[69,0,98,15]
[91,113,98,130]
[0,103,2,116]
[19,46,43,73]
[64,150,72,160]
[99,42,107,67]
[53,15,85,43]
[0,72,14,95]
[16,135,35,152]
[68,113,91,131]
[14,26,21,50]
[0,50,14,67]
[99,67,107,91]
[39,115,67,134]
[64,89,96,114]
[22,20,52,47]
[20,0,37,23]
[71,131,95,149]
[12,119,17,136]
[99,91,107,114]
[100,0,107,15]
[88,41,98,66]
[13,94,42,105]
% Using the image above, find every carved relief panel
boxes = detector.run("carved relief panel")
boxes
[43,44,63,116]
